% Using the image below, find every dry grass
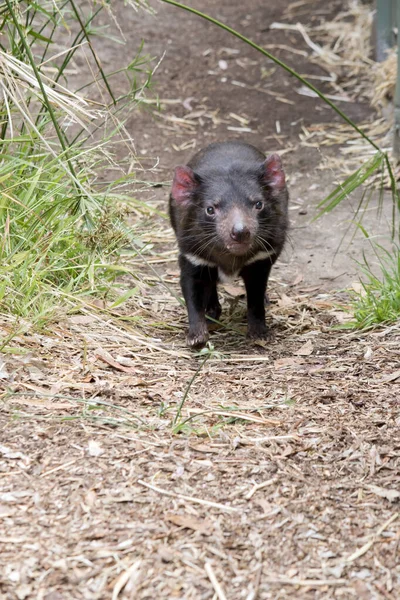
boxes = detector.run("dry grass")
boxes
[274,0,400,179]
[282,0,388,105]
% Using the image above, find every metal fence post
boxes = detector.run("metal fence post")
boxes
[393,1,400,159]
[375,0,395,61]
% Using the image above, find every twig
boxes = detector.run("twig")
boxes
[40,459,78,478]
[138,479,240,513]
[245,478,277,500]
[263,577,346,586]
[112,559,142,600]
[241,435,300,443]
[205,562,228,600]
[246,561,263,600]
[346,513,399,563]
[187,408,281,426]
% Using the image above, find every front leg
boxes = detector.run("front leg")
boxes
[206,283,222,329]
[240,259,273,339]
[179,255,219,347]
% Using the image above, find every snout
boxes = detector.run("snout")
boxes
[217,208,255,255]
[227,223,252,255]
[230,224,251,244]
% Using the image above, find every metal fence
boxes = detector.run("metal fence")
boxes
[376,0,400,156]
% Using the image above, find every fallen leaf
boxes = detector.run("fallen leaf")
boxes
[165,512,213,535]
[7,393,72,410]
[254,339,269,349]
[223,283,245,296]
[379,370,400,383]
[351,282,366,297]
[111,559,142,600]
[43,592,64,600]
[331,310,352,324]
[0,359,9,380]
[182,97,194,111]
[0,491,33,503]
[189,444,219,454]
[294,340,314,356]
[15,584,32,600]
[299,285,321,293]
[95,348,137,374]
[26,365,46,381]
[277,293,293,307]
[91,298,107,309]
[85,490,97,508]
[274,357,303,369]
[69,315,98,325]
[366,485,400,502]
[290,272,304,286]
[87,440,104,457]
[0,445,30,465]
[363,347,373,360]
[158,546,174,563]
[115,355,135,367]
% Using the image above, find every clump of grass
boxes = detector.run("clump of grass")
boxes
[0,150,133,325]
[173,343,222,433]
[349,247,400,329]
[0,1,155,331]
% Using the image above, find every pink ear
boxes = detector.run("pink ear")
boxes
[264,154,286,191]
[171,166,197,205]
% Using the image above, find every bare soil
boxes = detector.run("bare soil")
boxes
[1,1,399,599]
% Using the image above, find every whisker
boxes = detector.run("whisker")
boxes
[255,235,275,254]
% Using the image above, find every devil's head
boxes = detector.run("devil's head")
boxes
[171,153,287,258]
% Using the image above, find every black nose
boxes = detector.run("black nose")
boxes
[230,225,250,243]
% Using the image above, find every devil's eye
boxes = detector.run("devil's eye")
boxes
[206,206,215,216]
[255,201,264,210]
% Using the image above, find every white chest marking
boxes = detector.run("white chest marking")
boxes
[244,250,275,266]
[184,249,275,279]
[184,253,217,268]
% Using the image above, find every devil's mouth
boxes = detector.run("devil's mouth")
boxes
[226,241,252,255]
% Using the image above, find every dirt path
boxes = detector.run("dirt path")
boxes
[1,1,400,599]
[106,0,391,289]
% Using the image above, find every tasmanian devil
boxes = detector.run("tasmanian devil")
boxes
[169,140,289,347]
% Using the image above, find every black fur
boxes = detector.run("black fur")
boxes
[169,141,289,347]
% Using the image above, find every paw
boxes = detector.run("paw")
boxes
[187,325,209,348]
[247,323,274,342]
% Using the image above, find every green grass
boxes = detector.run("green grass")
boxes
[172,343,220,432]
[0,0,155,335]
[0,143,151,326]
[350,247,400,329]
